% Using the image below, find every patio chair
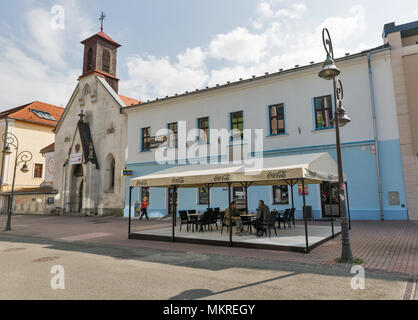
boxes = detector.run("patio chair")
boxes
[261,212,278,238]
[241,215,253,233]
[220,212,235,235]
[187,210,198,232]
[196,211,211,232]
[289,208,296,227]
[179,210,191,232]
[277,209,290,229]
[208,209,218,230]
[214,207,221,220]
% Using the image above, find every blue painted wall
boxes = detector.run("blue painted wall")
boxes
[124,140,408,221]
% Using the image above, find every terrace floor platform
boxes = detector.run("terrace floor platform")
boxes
[131,223,342,253]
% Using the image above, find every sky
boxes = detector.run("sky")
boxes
[0,0,417,110]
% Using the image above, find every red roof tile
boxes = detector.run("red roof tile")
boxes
[40,143,55,154]
[119,95,141,106]
[0,101,64,127]
[81,31,121,48]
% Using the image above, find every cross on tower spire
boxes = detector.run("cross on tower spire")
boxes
[99,12,106,32]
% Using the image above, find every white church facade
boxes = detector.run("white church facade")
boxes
[53,30,138,216]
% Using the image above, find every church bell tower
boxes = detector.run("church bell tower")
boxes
[80,13,121,93]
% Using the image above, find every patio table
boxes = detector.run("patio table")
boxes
[240,214,257,233]
[189,213,205,232]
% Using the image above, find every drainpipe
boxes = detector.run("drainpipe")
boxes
[368,52,384,221]
[0,117,9,190]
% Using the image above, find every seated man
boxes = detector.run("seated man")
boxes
[224,201,244,236]
[254,200,271,237]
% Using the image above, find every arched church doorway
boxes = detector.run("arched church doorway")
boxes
[78,180,84,213]
[70,164,84,213]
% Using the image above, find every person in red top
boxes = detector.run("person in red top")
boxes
[140,197,149,220]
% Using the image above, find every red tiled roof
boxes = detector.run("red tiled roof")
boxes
[40,143,55,154]
[78,69,120,81]
[0,101,64,127]
[81,31,121,48]
[119,95,141,106]
[0,186,57,195]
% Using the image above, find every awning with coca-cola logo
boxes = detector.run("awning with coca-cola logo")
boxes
[129,152,345,188]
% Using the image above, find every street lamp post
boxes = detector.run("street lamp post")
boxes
[318,28,354,263]
[2,132,33,231]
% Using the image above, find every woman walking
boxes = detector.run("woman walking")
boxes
[140,197,149,220]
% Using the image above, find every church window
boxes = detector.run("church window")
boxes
[105,154,116,192]
[87,47,93,71]
[102,49,111,73]
[110,158,115,188]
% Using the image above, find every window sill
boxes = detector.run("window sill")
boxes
[140,150,152,153]
[229,139,248,146]
[267,133,289,138]
[312,127,335,133]
[104,188,115,194]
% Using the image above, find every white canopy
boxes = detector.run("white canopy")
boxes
[129,152,345,188]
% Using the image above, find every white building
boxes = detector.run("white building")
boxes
[122,22,418,221]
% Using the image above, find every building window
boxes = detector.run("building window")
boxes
[30,109,56,121]
[230,111,244,140]
[197,117,209,143]
[168,122,178,148]
[198,187,209,205]
[34,164,43,179]
[102,49,111,73]
[142,127,151,151]
[233,187,246,209]
[141,187,150,202]
[273,185,289,205]
[269,104,285,135]
[110,158,115,188]
[314,95,333,129]
[87,47,93,71]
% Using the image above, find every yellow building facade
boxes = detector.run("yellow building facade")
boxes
[0,101,63,214]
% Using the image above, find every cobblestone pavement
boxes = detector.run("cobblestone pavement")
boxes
[0,214,416,277]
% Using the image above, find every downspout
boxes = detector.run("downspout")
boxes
[0,116,9,190]
[368,52,384,221]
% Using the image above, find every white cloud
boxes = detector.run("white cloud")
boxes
[208,27,267,64]
[255,1,307,21]
[0,1,95,109]
[0,36,79,108]
[177,47,206,69]
[275,3,307,19]
[124,3,372,100]
[0,1,374,110]
[257,2,274,19]
[122,52,209,101]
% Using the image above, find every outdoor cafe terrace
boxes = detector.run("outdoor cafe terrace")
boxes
[128,153,347,253]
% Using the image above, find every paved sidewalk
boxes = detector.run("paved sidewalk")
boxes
[0,214,416,277]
